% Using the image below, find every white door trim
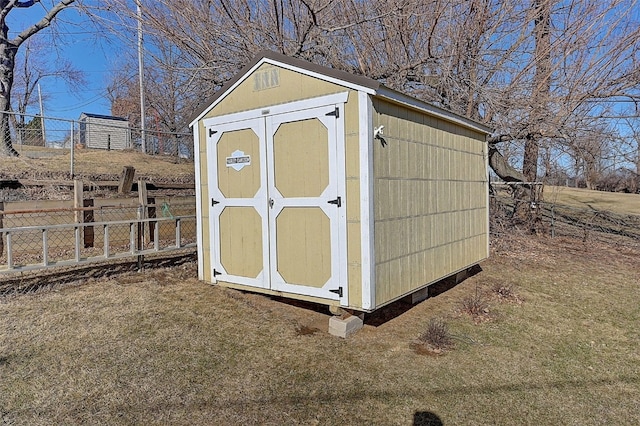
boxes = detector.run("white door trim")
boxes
[203,92,349,128]
[205,94,349,305]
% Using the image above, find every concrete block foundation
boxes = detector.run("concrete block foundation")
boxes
[404,287,429,304]
[328,315,364,338]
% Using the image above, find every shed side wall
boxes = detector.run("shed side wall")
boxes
[197,63,364,309]
[372,98,488,307]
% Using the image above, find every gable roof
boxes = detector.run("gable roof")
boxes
[80,112,128,122]
[189,51,492,135]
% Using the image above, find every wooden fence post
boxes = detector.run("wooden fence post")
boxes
[74,180,83,223]
[119,166,135,194]
[83,198,95,248]
[148,196,156,244]
[137,179,148,270]
[73,180,83,255]
[0,201,4,257]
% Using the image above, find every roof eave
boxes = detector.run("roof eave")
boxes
[374,87,493,135]
[188,51,493,137]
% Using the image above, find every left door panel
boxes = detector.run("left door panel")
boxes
[206,118,270,289]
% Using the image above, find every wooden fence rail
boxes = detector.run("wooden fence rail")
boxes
[0,214,196,274]
[0,187,197,275]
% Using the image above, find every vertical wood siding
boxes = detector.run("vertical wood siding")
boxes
[197,123,211,282]
[372,98,488,306]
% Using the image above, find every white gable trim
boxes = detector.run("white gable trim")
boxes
[260,58,377,95]
[189,58,374,127]
[189,60,264,127]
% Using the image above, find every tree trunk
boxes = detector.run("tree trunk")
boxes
[515,0,552,229]
[488,144,526,183]
[514,134,540,222]
[0,27,19,157]
[635,144,640,193]
[0,0,76,157]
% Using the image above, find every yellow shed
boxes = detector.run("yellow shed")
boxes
[190,51,491,314]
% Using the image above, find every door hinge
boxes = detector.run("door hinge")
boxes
[213,269,222,277]
[329,287,343,297]
[327,196,342,207]
[325,107,339,118]
[209,128,218,137]
[212,199,220,206]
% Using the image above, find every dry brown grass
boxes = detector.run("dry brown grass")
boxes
[1,236,640,425]
[544,185,640,216]
[3,146,194,182]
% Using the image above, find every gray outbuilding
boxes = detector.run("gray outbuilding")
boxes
[79,113,131,150]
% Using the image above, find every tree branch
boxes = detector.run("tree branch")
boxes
[488,144,526,183]
[12,0,75,48]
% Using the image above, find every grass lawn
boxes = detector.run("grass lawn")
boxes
[3,145,194,182]
[1,235,639,425]
[544,186,640,215]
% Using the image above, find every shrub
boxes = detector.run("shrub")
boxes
[460,285,491,322]
[417,317,453,352]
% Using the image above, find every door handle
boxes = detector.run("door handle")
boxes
[269,198,274,208]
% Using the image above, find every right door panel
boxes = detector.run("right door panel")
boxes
[266,105,343,300]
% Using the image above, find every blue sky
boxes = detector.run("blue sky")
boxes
[8,2,126,121]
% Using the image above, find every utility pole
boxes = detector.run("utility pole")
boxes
[136,0,147,154]
[38,83,46,146]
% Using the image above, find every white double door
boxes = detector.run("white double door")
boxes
[206,98,347,303]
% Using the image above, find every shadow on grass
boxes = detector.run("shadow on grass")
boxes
[221,265,484,328]
[413,411,444,425]
[16,374,638,424]
[209,374,638,407]
[270,296,331,316]
[428,374,640,395]
[365,265,483,327]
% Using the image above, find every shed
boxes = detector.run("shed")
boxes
[79,113,131,150]
[190,51,491,314]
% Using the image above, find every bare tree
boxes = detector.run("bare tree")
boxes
[13,37,85,116]
[94,0,404,141]
[11,36,85,146]
[0,0,76,157]
[94,0,640,208]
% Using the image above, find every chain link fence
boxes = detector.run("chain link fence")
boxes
[0,199,197,291]
[2,110,192,159]
[490,191,640,249]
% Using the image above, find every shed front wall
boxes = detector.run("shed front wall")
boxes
[82,117,130,150]
[372,98,488,307]
[196,63,365,309]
